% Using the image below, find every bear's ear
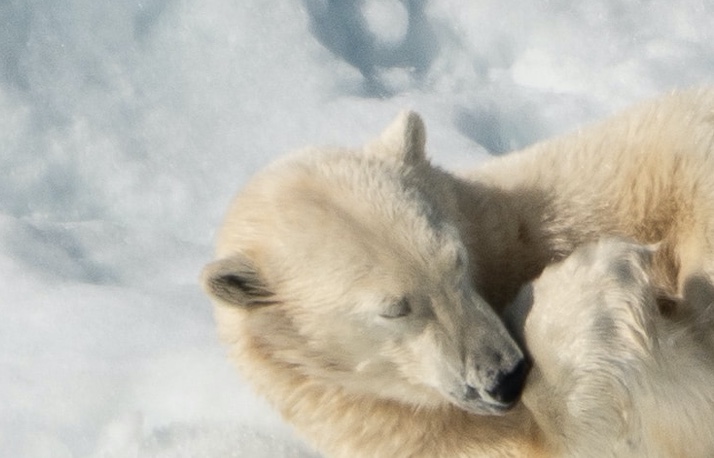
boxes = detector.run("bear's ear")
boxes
[365,111,426,165]
[201,254,275,308]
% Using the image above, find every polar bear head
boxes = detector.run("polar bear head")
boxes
[201,112,527,415]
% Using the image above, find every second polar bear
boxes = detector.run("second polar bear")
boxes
[506,238,714,458]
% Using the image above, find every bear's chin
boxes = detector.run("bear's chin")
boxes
[449,397,518,416]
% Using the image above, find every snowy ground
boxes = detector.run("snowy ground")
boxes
[2,1,714,456]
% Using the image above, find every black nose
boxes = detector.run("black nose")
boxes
[486,359,529,405]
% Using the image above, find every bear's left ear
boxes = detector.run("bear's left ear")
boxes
[201,254,275,308]
[365,111,426,165]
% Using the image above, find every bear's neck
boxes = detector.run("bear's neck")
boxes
[452,176,573,310]
[235,334,546,458]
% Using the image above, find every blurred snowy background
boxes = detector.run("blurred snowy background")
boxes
[2,1,713,456]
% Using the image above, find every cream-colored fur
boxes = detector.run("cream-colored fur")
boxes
[506,238,714,458]
[467,88,714,307]
[202,88,714,457]
[203,112,541,457]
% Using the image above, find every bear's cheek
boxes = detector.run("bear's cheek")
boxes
[383,328,458,392]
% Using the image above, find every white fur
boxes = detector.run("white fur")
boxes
[507,238,714,458]
[202,88,714,457]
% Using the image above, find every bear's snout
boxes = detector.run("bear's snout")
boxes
[457,352,529,414]
[486,358,529,406]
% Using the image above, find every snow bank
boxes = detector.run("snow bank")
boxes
[2,0,713,456]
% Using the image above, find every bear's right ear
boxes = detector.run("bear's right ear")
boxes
[201,255,275,308]
[365,111,426,165]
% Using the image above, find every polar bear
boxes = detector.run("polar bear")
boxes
[506,238,714,458]
[202,114,542,457]
[201,88,714,456]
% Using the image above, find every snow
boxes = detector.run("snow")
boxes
[2,0,713,456]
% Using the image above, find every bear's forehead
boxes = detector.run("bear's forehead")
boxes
[304,165,456,250]
[239,152,463,273]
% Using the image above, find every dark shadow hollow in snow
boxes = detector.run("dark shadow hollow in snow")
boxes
[453,105,543,156]
[0,1,32,91]
[302,0,439,97]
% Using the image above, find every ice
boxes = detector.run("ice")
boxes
[2,0,713,456]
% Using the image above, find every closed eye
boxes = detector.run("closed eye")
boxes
[379,297,412,319]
